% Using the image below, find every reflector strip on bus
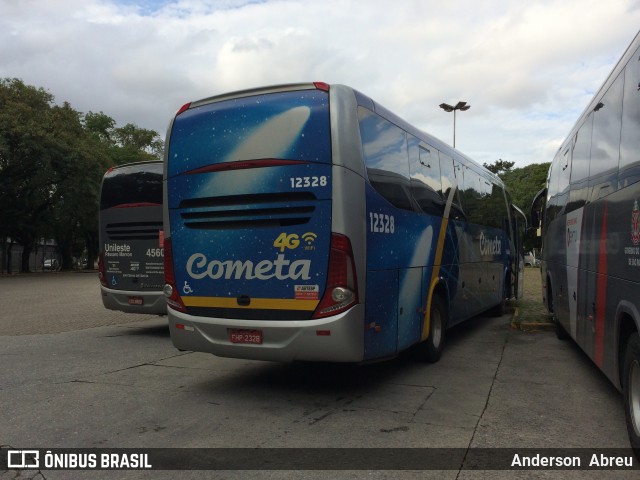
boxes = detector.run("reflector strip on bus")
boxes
[112,202,162,208]
[184,159,307,175]
[182,296,319,311]
[421,183,457,341]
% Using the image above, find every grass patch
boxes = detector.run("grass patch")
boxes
[510,268,554,331]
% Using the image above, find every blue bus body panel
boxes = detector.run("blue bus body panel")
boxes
[362,179,509,359]
[167,90,331,179]
[363,184,437,359]
[167,88,332,320]
[168,165,332,313]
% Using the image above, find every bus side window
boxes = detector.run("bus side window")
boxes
[567,114,593,212]
[618,47,640,189]
[408,138,444,215]
[482,181,504,229]
[589,72,623,202]
[461,167,485,224]
[358,107,415,211]
[438,152,464,219]
[546,151,562,225]
[554,148,572,216]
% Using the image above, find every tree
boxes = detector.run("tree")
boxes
[499,163,550,215]
[484,159,550,251]
[48,103,112,270]
[0,78,165,272]
[0,79,59,272]
[483,159,515,176]
[114,123,164,157]
[80,112,164,269]
[84,111,116,144]
[84,113,162,165]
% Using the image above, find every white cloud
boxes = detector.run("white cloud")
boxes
[1,0,639,168]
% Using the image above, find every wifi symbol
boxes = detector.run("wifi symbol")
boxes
[302,232,317,245]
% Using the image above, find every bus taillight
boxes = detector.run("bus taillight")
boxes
[98,252,107,287]
[176,102,191,116]
[313,233,358,319]
[163,238,187,313]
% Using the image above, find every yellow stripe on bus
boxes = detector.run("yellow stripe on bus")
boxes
[421,184,457,341]
[421,217,449,341]
[182,296,319,311]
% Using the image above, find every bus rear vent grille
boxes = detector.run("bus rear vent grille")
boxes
[106,221,163,240]
[179,192,317,230]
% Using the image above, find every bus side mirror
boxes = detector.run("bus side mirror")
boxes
[530,187,547,238]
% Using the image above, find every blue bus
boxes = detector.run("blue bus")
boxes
[531,31,640,452]
[163,83,525,363]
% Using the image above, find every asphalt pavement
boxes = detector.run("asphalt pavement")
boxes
[0,272,636,480]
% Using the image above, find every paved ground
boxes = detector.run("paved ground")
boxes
[0,272,154,335]
[0,270,637,479]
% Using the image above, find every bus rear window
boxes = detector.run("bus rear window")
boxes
[167,89,331,177]
[100,164,162,210]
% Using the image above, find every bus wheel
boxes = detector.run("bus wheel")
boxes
[554,316,570,340]
[490,282,512,317]
[415,296,447,363]
[623,332,640,454]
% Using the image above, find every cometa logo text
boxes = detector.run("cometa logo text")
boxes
[479,232,501,256]
[186,253,311,281]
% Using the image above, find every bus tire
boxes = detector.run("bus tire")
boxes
[415,295,447,363]
[623,332,640,456]
[548,281,569,340]
[490,298,506,317]
[554,316,570,340]
[489,281,511,317]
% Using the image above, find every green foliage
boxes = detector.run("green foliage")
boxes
[483,159,515,176]
[483,159,550,251]
[0,78,165,271]
[0,79,58,271]
[499,162,550,214]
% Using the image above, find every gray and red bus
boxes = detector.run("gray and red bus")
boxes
[98,161,166,315]
[532,30,640,452]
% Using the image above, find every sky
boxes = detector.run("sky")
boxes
[1,0,639,168]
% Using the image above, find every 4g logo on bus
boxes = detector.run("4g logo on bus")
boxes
[273,232,318,252]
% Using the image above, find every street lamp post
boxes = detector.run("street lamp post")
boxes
[439,101,470,148]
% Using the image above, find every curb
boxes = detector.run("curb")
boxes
[511,321,556,332]
[510,307,555,332]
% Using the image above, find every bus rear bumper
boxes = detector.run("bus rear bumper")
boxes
[101,287,167,315]
[168,305,365,363]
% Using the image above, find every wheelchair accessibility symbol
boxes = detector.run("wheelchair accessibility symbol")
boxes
[111,275,118,286]
[183,281,193,294]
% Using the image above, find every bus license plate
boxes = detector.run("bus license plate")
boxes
[229,329,263,345]
[128,296,143,306]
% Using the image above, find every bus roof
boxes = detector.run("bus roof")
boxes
[172,82,504,188]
